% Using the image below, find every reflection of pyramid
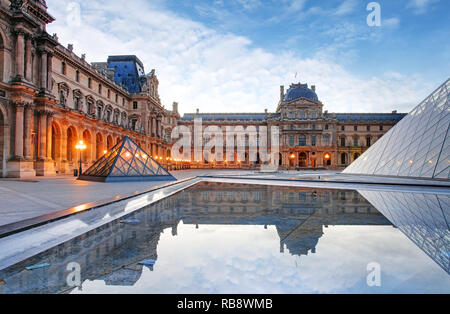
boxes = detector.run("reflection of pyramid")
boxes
[78,136,176,182]
[344,79,449,180]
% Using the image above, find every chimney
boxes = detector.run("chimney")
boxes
[196,108,199,114]
[264,109,268,113]
[392,110,397,114]
[311,85,316,92]
[172,102,179,113]
[280,85,285,101]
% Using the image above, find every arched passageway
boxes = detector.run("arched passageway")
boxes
[298,152,307,168]
[96,133,104,159]
[66,127,77,162]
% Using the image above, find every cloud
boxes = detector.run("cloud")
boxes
[46,0,431,116]
[334,0,358,16]
[383,17,400,28]
[407,0,439,14]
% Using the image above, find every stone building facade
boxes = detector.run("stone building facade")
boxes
[179,83,406,170]
[0,0,178,177]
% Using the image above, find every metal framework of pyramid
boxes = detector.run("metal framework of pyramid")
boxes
[78,136,176,182]
[344,78,450,180]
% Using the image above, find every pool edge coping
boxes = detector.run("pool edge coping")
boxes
[1,174,448,240]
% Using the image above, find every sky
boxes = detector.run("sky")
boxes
[46,0,450,115]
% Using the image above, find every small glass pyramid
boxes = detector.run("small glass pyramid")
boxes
[344,79,449,180]
[78,136,176,182]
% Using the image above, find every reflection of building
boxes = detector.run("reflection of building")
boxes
[179,83,406,169]
[0,182,390,294]
[0,1,178,178]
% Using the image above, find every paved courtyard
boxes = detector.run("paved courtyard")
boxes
[0,170,249,227]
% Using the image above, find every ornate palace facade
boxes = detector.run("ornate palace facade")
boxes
[179,83,406,170]
[0,0,178,178]
[0,0,407,178]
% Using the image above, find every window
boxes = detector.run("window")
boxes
[115,94,118,103]
[97,106,102,120]
[131,119,137,131]
[324,136,330,146]
[122,98,125,106]
[75,70,80,82]
[341,153,347,165]
[367,125,370,131]
[311,136,316,146]
[61,62,66,74]
[325,124,329,130]
[74,97,80,110]
[299,110,305,119]
[354,125,358,131]
[312,124,316,130]
[98,84,102,94]
[340,137,346,147]
[353,138,358,147]
[366,137,371,147]
[88,78,92,88]
[380,125,384,131]
[133,101,138,109]
[298,136,306,146]
[311,112,317,118]
[289,136,294,146]
[341,125,345,131]
[107,89,111,99]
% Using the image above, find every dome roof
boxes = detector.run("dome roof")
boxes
[284,83,318,102]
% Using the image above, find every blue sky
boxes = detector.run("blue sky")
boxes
[46,0,449,114]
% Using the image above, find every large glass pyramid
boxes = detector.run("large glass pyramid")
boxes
[78,136,176,182]
[344,79,450,180]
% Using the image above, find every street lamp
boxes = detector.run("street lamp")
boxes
[75,140,87,176]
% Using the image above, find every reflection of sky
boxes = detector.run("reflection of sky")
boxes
[73,222,450,294]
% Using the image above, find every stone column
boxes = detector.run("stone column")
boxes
[40,51,48,90]
[25,36,32,81]
[47,53,53,91]
[23,105,33,160]
[46,113,53,160]
[15,32,25,78]
[38,111,47,160]
[14,103,25,159]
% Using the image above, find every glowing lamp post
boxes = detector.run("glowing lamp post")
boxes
[75,140,87,176]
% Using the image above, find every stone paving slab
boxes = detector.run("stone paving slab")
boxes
[0,170,246,227]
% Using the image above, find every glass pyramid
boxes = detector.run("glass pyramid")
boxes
[344,79,450,180]
[78,136,176,182]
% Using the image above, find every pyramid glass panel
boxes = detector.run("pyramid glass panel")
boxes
[344,79,450,180]
[78,136,175,182]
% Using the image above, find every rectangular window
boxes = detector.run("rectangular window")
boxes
[88,78,92,88]
[324,136,330,146]
[325,124,329,130]
[311,136,316,146]
[98,84,102,94]
[341,137,346,147]
[133,101,138,109]
[380,125,384,131]
[289,136,294,146]
[298,137,306,146]
[341,125,345,131]
[367,125,370,131]
[354,138,358,147]
[354,125,358,131]
[366,137,371,147]
[75,71,80,82]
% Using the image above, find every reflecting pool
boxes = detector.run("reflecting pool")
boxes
[0,182,449,294]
